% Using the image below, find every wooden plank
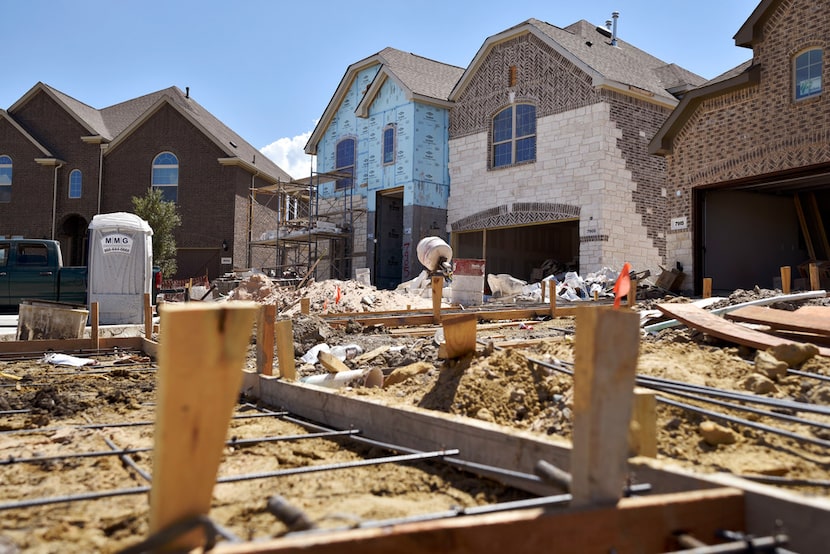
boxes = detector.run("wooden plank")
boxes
[318,350,349,373]
[631,388,657,458]
[781,266,792,294]
[275,319,296,380]
[256,304,276,376]
[144,293,153,339]
[808,192,830,259]
[794,194,816,260]
[212,488,745,554]
[656,302,830,357]
[571,306,640,507]
[724,305,830,336]
[0,336,145,355]
[90,301,100,351]
[150,302,258,550]
[431,276,443,324]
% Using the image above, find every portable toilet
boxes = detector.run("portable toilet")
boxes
[87,212,153,324]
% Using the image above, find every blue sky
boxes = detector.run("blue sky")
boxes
[3,0,760,179]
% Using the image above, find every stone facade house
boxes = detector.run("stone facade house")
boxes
[447,18,705,284]
[304,48,464,289]
[0,83,291,279]
[650,0,829,293]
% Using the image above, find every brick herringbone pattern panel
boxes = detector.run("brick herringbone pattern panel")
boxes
[451,202,580,232]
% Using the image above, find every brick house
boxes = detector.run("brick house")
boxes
[650,0,829,293]
[447,18,705,284]
[0,83,291,279]
[304,48,464,289]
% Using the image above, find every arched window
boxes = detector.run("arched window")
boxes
[795,48,822,100]
[382,125,396,165]
[152,152,179,202]
[0,155,11,203]
[68,169,82,199]
[335,138,355,190]
[491,103,536,168]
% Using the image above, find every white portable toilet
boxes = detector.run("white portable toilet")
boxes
[87,212,153,325]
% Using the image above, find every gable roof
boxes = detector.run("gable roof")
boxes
[450,18,706,107]
[305,47,464,155]
[0,110,55,157]
[9,82,291,182]
[734,0,779,47]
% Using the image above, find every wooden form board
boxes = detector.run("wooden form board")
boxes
[241,372,830,553]
[213,488,745,554]
[724,305,830,336]
[655,302,830,357]
[322,306,576,328]
[0,336,157,357]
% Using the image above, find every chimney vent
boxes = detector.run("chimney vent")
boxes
[611,12,619,47]
[185,86,190,98]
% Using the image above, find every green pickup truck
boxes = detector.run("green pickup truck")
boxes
[0,239,87,309]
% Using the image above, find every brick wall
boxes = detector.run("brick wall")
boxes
[664,0,830,287]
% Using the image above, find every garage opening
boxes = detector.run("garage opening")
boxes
[698,171,830,293]
[453,219,579,286]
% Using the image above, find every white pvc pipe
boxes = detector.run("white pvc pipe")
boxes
[644,290,827,334]
[300,367,383,389]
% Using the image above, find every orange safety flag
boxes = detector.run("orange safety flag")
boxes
[335,285,341,304]
[613,262,631,309]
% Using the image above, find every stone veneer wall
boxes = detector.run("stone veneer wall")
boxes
[449,101,665,277]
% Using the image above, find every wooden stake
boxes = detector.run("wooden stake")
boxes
[149,302,258,551]
[275,319,296,380]
[628,279,638,308]
[144,293,153,339]
[300,297,310,315]
[571,306,640,507]
[549,281,556,318]
[256,304,276,376]
[440,313,477,359]
[541,280,546,303]
[431,276,443,324]
[780,266,791,294]
[702,278,712,299]
[810,262,820,291]
[90,301,99,351]
[630,387,657,458]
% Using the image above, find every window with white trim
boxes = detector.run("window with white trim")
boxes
[0,155,11,203]
[152,152,179,202]
[69,169,82,199]
[795,48,822,101]
[491,103,536,168]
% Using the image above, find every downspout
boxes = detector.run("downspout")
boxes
[51,162,64,240]
[97,144,104,214]
[247,169,260,268]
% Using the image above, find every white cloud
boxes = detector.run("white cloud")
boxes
[260,130,316,180]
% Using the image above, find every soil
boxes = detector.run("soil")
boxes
[2,276,830,552]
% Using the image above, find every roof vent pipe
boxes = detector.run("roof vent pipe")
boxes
[185,86,190,98]
[611,11,619,47]
[605,20,612,31]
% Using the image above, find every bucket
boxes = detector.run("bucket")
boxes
[16,299,88,341]
[416,237,452,271]
[354,268,371,287]
[452,259,485,306]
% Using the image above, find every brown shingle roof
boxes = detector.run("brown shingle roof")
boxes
[39,83,290,182]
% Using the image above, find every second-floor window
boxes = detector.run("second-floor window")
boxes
[152,152,179,202]
[335,138,355,190]
[69,169,82,199]
[492,103,536,168]
[383,125,396,165]
[0,155,11,203]
[795,48,822,101]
